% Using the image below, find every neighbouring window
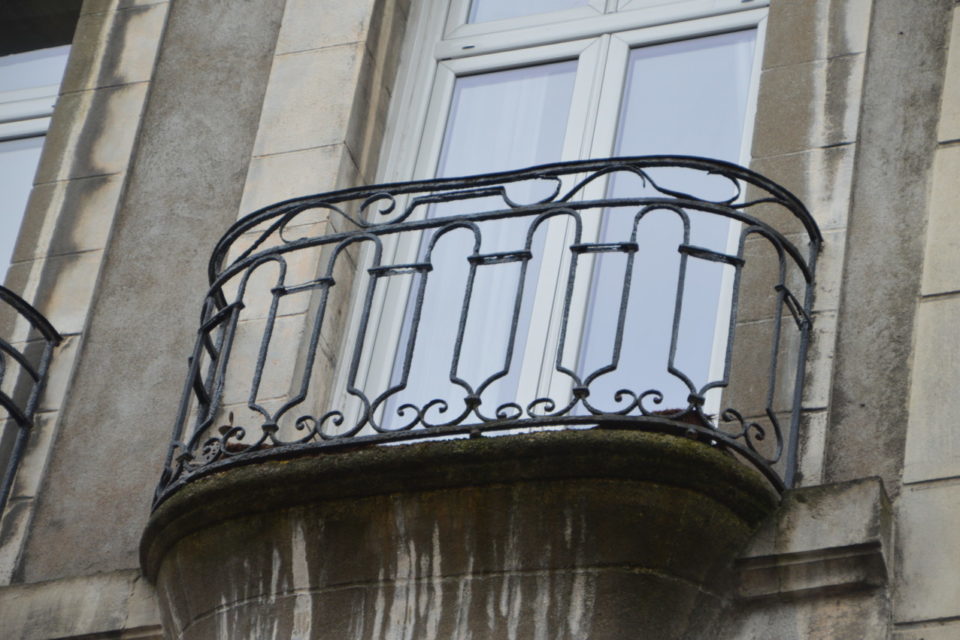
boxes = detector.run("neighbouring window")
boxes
[0,45,70,282]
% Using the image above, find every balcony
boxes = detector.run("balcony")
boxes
[153,156,821,505]
[0,285,60,514]
[141,156,821,639]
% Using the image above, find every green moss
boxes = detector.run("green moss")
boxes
[142,429,778,581]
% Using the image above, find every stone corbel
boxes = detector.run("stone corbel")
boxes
[735,477,892,600]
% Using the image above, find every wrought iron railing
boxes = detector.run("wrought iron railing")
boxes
[0,285,60,515]
[154,157,821,505]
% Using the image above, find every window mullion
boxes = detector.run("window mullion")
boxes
[525,35,615,403]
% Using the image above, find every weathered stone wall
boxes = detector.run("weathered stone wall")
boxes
[0,0,170,585]
[724,0,957,637]
[2,0,959,638]
[895,4,960,639]
[0,0,416,636]
[14,0,288,585]
[824,0,951,493]
[721,477,893,638]
[743,0,873,487]
[212,0,411,447]
[0,569,161,640]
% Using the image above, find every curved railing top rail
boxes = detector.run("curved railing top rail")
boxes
[209,156,822,286]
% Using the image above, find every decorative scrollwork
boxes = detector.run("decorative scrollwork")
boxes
[154,156,821,507]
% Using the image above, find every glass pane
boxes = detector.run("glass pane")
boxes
[615,30,755,161]
[0,137,44,281]
[438,64,578,176]
[0,45,71,92]
[0,45,71,282]
[384,61,577,426]
[468,0,589,24]
[579,30,756,413]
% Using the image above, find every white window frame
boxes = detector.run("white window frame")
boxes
[331,0,769,427]
[0,84,59,140]
[0,45,71,281]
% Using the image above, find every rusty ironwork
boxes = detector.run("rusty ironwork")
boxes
[154,156,821,506]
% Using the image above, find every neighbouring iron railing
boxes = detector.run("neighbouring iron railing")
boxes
[0,285,60,515]
[154,156,821,505]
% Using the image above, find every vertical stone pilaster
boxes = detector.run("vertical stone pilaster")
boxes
[15,0,286,584]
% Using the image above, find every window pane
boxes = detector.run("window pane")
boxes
[579,30,756,413]
[437,63,577,176]
[0,45,71,92]
[0,45,71,282]
[615,30,755,161]
[0,137,44,281]
[468,0,589,24]
[384,61,576,426]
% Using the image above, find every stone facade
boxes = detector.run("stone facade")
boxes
[1,0,959,638]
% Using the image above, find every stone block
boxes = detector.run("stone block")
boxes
[749,143,855,234]
[735,230,819,324]
[0,495,31,584]
[253,43,367,157]
[81,0,168,15]
[35,82,148,183]
[795,409,827,487]
[276,0,378,55]
[0,569,161,640]
[35,333,77,413]
[826,0,872,60]
[721,590,889,640]
[13,173,122,263]
[802,310,836,410]
[920,144,960,296]
[903,295,960,483]
[347,47,389,183]
[62,3,167,94]
[810,228,844,312]
[0,339,40,401]
[762,0,822,69]
[762,0,871,68]
[896,481,960,623]
[737,477,892,599]
[736,234,791,324]
[9,411,58,500]
[239,144,356,215]
[218,230,328,322]
[0,300,32,356]
[937,7,960,142]
[753,61,813,158]
[220,313,310,407]
[895,620,960,640]
[3,251,104,335]
[367,0,410,101]
[753,54,864,158]
[725,316,803,418]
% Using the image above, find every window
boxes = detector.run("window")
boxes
[0,45,70,282]
[337,0,768,427]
